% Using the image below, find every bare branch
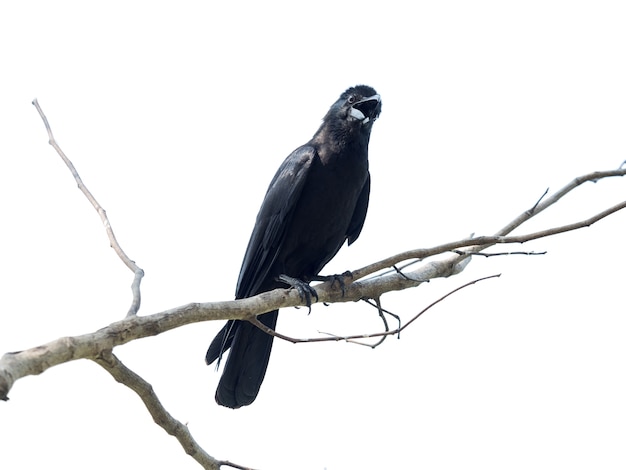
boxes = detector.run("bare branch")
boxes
[32,99,144,316]
[0,188,623,400]
[351,194,626,281]
[494,169,626,237]
[1,189,623,401]
[4,113,626,470]
[93,351,220,469]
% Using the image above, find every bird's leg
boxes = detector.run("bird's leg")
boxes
[310,271,353,297]
[277,274,318,312]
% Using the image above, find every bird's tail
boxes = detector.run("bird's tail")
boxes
[206,310,278,409]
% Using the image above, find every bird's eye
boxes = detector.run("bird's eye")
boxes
[347,95,356,104]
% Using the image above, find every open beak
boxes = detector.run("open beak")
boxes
[349,94,381,124]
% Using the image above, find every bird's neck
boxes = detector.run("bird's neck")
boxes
[310,123,369,161]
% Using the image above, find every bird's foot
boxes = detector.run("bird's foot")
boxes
[277,274,318,312]
[311,271,353,297]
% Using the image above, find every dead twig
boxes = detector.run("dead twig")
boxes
[452,250,548,257]
[32,99,144,316]
[249,275,501,345]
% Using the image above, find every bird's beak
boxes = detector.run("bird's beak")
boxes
[349,94,381,124]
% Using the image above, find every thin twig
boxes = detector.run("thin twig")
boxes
[32,98,144,316]
[319,297,395,348]
[452,250,548,257]
[495,170,626,238]
[249,275,500,345]
[350,195,626,281]
[400,274,501,332]
[529,187,550,214]
[217,461,259,470]
[364,297,402,340]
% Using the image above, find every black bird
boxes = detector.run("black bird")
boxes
[206,85,382,408]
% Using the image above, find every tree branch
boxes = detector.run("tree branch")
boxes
[32,98,144,316]
[93,351,221,469]
[1,186,623,401]
[351,191,626,281]
[6,102,623,469]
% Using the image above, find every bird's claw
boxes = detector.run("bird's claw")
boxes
[311,270,353,297]
[277,274,318,312]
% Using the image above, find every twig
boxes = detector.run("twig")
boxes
[94,351,220,470]
[392,264,413,281]
[218,461,259,470]
[350,194,626,281]
[494,169,625,238]
[369,297,391,346]
[32,99,144,316]
[250,275,501,344]
[400,274,501,332]
[452,250,548,257]
[364,297,402,340]
[318,297,399,347]
[530,187,550,213]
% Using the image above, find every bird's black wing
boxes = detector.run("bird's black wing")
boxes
[205,145,316,408]
[346,172,370,245]
[235,144,316,298]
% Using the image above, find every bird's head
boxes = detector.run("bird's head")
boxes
[314,85,381,148]
[334,85,382,127]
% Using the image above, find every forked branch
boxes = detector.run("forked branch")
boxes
[0,101,622,469]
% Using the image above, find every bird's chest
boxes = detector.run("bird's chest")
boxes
[278,150,368,274]
[300,155,367,221]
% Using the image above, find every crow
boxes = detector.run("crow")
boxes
[206,85,382,408]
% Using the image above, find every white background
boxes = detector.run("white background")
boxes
[1,2,625,469]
